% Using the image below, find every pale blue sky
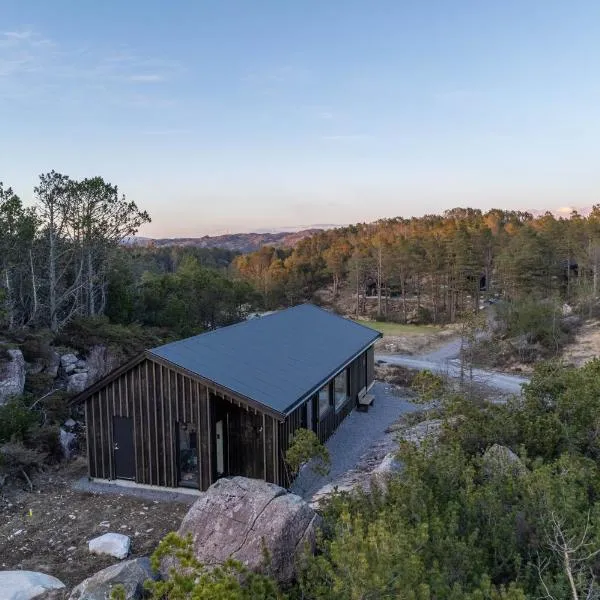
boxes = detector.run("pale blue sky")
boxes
[2,1,600,236]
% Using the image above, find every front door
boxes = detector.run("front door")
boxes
[113,416,135,480]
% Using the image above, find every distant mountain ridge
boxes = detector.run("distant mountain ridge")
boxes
[128,228,324,253]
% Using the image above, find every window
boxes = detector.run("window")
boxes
[178,422,198,487]
[318,384,330,417]
[334,370,348,411]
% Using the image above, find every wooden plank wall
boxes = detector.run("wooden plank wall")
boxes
[86,358,209,488]
[86,357,280,490]
[85,344,375,490]
[277,344,375,487]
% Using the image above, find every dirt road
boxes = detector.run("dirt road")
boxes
[376,338,529,396]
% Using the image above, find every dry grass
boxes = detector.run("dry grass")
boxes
[562,320,600,366]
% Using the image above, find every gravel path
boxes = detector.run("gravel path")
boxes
[290,382,418,500]
[376,332,529,396]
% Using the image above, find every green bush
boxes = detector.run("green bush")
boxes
[0,397,38,443]
[145,533,282,599]
[24,372,55,397]
[55,315,172,361]
[298,359,600,599]
[26,425,62,462]
[19,332,54,363]
[496,299,570,352]
[285,428,330,478]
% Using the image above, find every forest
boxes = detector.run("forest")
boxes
[3,173,600,598]
[234,207,600,323]
[3,173,600,338]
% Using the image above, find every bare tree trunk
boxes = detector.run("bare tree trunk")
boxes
[4,264,14,329]
[87,249,95,316]
[355,264,360,317]
[49,227,58,332]
[29,249,38,323]
[377,245,382,317]
[401,277,407,323]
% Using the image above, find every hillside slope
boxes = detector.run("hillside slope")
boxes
[131,228,323,253]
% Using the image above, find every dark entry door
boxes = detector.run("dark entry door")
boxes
[113,416,135,480]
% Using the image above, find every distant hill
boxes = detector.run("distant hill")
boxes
[127,228,324,253]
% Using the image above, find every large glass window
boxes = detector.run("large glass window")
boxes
[178,423,198,487]
[318,384,330,417]
[334,370,348,411]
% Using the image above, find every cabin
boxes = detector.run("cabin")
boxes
[73,304,381,490]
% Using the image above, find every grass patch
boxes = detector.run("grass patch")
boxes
[364,321,443,337]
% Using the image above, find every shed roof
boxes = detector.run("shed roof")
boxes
[148,304,380,416]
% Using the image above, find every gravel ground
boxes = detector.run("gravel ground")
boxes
[290,382,419,500]
[0,460,190,593]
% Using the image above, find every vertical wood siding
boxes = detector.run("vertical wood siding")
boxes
[86,357,279,490]
[85,343,375,491]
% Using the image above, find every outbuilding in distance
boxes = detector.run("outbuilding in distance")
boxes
[73,303,381,490]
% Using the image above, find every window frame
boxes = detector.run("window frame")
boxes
[318,383,331,418]
[334,369,349,413]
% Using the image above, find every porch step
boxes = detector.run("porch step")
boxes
[357,393,375,412]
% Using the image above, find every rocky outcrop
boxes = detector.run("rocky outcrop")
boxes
[0,349,26,405]
[67,372,89,394]
[373,452,402,474]
[86,345,118,384]
[400,418,445,447]
[60,345,118,395]
[60,353,79,374]
[169,476,321,584]
[0,570,65,599]
[46,351,60,378]
[60,427,77,459]
[88,532,131,559]
[482,444,527,478]
[69,557,155,600]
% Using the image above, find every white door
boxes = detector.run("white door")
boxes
[216,420,224,475]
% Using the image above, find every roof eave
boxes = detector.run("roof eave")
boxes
[281,335,380,416]
[147,351,286,421]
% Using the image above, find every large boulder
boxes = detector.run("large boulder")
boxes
[69,557,155,600]
[170,476,321,584]
[60,427,77,460]
[0,570,65,599]
[86,345,118,384]
[46,350,61,378]
[60,353,79,374]
[67,372,89,394]
[481,444,527,478]
[88,533,131,559]
[0,349,26,405]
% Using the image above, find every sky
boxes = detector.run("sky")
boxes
[2,1,600,237]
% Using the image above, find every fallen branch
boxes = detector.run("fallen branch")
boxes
[20,468,33,492]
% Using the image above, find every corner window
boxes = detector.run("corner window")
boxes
[318,384,330,417]
[334,370,348,411]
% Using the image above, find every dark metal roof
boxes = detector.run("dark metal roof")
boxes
[148,304,380,416]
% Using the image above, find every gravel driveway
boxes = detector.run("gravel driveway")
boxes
[290,382,418,500]
[376,336,529,396]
